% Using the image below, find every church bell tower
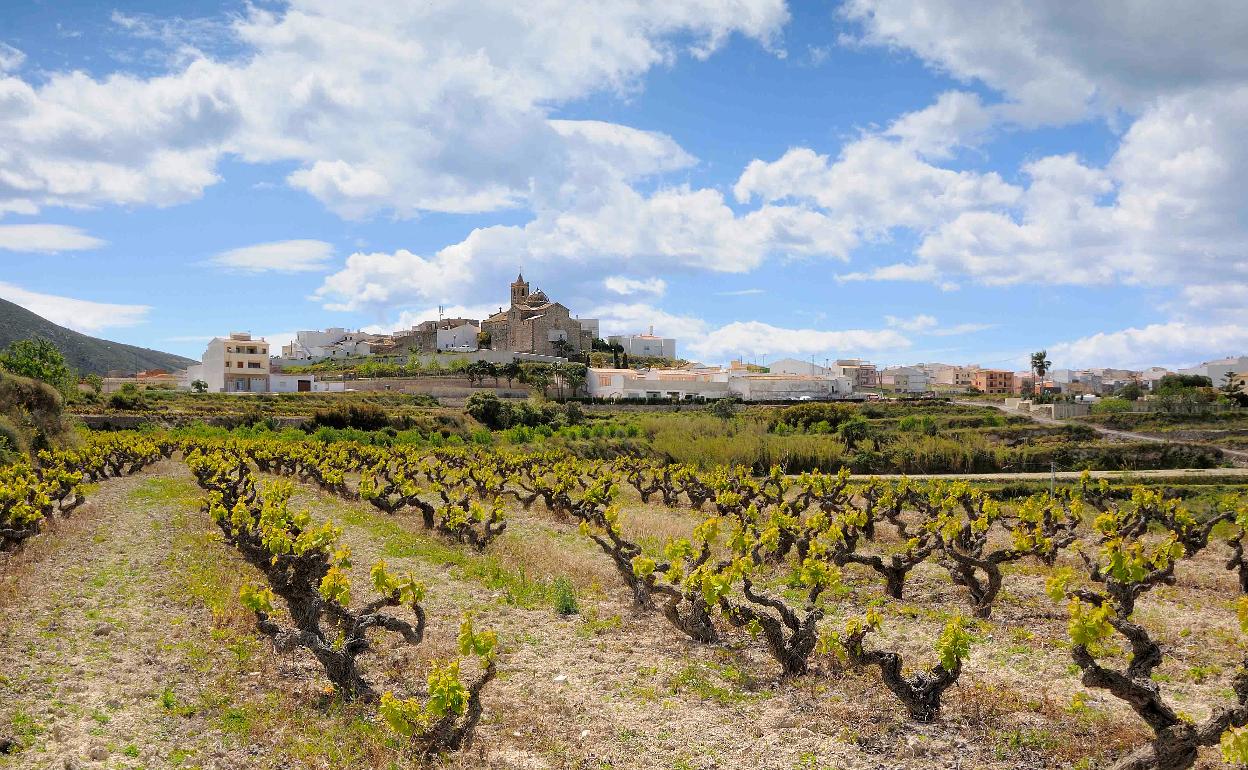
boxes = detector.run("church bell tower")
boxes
[510,272,530,306]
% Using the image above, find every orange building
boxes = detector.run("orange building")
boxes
[972,369,1015,394]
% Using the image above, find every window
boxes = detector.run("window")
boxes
[236,361,244,368]
[247,362,261,369]
[598,374,612,386]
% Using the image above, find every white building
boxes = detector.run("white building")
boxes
[589,368,729,401]
[586,367,851,402]
[1180,356,1248,392]
[607,327,677,359]
[768,358,831,377]
[436,321,481,351]
[195,333,271,393]
[269,374,342,393]
[282,328,377,362]
[880,366,931,394]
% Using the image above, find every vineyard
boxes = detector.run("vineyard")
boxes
[4,431,1248,769]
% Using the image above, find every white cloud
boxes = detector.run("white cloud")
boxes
[885,313,992,336]
[716,288,765,296]
[314,182,856,312]
[1049,322,1248,370]
[603,276,667,297]
[807,2,1248,308]
[0,224,105,253]
[884,90,993,158]
[208,239,334,273]
[837,262,939,283]
[915,88,1248,289]
[590,302,711,341]
[691,321,909,361]
[732,136,1019,251]
[841,0,1248,123]
[0,281,150,333]
[590,302,909,363]
[256,330,296,354]
[0,1,787,218]
[885,314,937,332]
[0,43,24,73]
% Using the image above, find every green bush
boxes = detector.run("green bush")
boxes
[309,403,390,431]
[770,403,854,432]
[107,383,147,411]
[551,577,580,616]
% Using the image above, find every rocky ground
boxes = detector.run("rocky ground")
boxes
[2,461,1243,769]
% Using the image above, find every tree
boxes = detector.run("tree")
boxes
[1223,371,1242,397]
[84,373,103,395]
[837,415,871,449]
[500,361,522,388]
[191,379,208,393]
[560,363,587,399]
[476,330,492,349]
[709,397,737,420]
[465,392,508,430]
[610,343,624,369]
[551,338,572,359]
[0,337,75,393]
[1117,380,1143,401]
[1030,350,1052,396]
[521,363,552,397]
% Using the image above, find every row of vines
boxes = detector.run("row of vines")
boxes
[6,432,1248,768]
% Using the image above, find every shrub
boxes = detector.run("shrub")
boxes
[551,576,579,616]
[771,403,855,432]
[108,384,147,411]
[309,403,390,431]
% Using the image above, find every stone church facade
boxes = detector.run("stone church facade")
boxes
[480,274,595,357]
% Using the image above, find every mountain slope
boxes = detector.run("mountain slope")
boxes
[0,298,196,376]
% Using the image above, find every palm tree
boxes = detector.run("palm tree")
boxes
[1030,350,1052,397]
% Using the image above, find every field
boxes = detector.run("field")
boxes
[4,426,1248,770]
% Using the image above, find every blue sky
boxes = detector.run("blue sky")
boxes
[1,1,1245,370]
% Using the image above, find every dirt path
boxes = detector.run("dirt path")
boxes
[0,464,315,770]
[0,464,214,767]
[956,399,1248,466]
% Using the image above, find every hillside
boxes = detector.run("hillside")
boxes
[0,297,196,376]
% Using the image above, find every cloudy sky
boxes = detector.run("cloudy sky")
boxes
[2,0,1246,369]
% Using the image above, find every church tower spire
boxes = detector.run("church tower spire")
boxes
[510,272,530,306]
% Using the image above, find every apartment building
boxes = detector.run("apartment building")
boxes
[930,364,975,388]
[972,368,1015,395]
[880,366,931,394]
[192,332,271,393]
[834,359,879,388]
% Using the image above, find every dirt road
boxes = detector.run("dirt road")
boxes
[956,400,1248,466]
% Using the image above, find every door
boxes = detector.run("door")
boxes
[297,379,312,392]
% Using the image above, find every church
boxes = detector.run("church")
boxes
[480,274,596,357]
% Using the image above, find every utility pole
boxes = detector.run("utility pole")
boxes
[1050,461,1056,497]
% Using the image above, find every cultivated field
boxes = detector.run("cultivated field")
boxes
[4,431,1248,770]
